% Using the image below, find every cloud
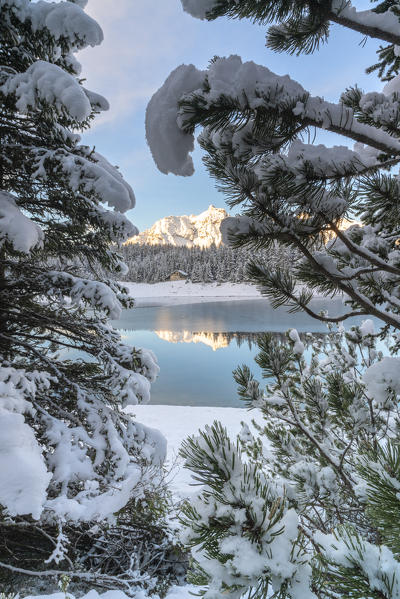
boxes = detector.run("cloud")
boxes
[78,0,197,129]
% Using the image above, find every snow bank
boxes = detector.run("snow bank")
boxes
[121,281,330,307]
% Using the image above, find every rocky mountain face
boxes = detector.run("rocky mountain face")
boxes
[125,204,358,250]
[125,205,229,248]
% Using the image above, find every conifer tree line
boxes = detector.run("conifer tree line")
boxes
[120,243,296,284]
[146,1,400,598]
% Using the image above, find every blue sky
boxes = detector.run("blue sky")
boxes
[79,0,382,231]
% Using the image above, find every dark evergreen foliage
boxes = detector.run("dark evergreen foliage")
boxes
[198,0,400,79]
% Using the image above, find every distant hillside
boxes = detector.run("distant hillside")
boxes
[125,204,228,248]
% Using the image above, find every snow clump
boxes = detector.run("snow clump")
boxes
[0,408,51,519]
[1,61,92,121]
[0,191,44,253]
[6,0,103,50]
[289,329,305,355]
[146,64,205,176]
[363,356,400,406]
[181,0,218,19]
[146,55,306,177]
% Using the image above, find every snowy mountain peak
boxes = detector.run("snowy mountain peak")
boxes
[126,204,229,248]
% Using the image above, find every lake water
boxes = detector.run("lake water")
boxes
[114,298,372,407]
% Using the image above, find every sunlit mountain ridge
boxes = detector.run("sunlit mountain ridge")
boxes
[125,204,229,248]
[155,330,230,351]
[154,330,271,351]
[126,204,360,250]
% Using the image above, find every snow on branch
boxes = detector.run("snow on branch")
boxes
[181,1,400,47]
[32,148,136,212]
[146,64,206,175]
[181,0,218,19]
[90,204,138,242]
[0,191,44,253]
[315,527,400,598]
[332,1,400,45]
[83,87,110,113]
[220,215,268,246]
[146,55,400,179]
[45,271,124,319]
[0,366,53,416]
[45,417,166,522]
[295,95,400,154]
[0,358,164,522]
[3,0,103,51]
[91,151,136,211]
[1,61,92,122]
[0,347,163,522]
[0,407,51,519]
[256,140,381,186]
[146,55,306,175]
[180,422,316,599]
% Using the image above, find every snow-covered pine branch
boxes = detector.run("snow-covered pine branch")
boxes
[146,56,400,176]
[180,324,400,598]
[180,421,314,599]
[181,0,400,78]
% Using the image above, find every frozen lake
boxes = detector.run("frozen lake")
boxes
[114,298,371,407]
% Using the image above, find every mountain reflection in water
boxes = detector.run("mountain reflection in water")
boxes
[114,299,371,407]
[155,330,262,351]
[153,330,318,351]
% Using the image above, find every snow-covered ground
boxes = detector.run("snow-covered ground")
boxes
[128,404,257,496]
[122,281,262,307]
[23,586,198,599]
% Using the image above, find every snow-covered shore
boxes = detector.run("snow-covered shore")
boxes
[121,281,336,308]
[122,281,262,307]
[128,404,257,497]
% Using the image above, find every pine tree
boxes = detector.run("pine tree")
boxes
[0,0,170,592]
[181,323,400,599]
[146,1,400,598]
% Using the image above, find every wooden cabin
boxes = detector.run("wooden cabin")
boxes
[167,270,189,281]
